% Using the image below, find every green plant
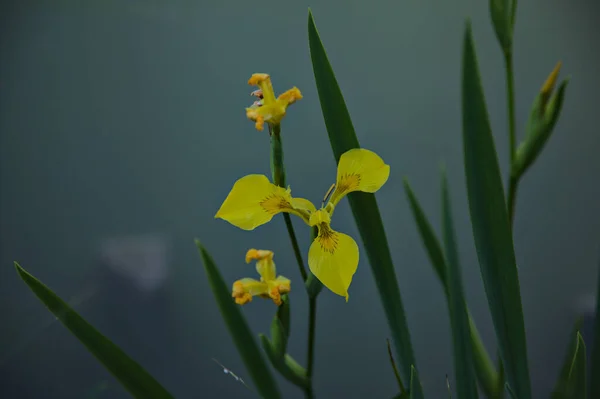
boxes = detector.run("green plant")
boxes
[13,3,597,399]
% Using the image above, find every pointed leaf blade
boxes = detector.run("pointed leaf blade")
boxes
[308,9,417,384]
[196,241,281,399]
[409,365,424,399]
[461,22,531,399]
[441,171,479,399]
[14,262,174,399]
[404,179,499,396]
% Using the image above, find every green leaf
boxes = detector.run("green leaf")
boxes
[409,365,424,399]
[403,179,448,294]
[591,255,600,398]
[551,317,583,398]
[440,170,479,399]
[489,0,513,53]
[13,262,174,399]
[308,8,416,385]
[564,333,587,399]
[461,22,531,399]
[404,179,500,397]
[259,335,309,389]
[195,241,281,399]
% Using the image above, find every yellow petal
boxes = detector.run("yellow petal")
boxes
[245,102,287,130]
[291,197,317,214]
[277,87,303,106]
[215,175,312,229]
[248,73,276,104]
[308,224,359,301]
[329,148,390,207]
[232,278,267,305]
[266,276,291,306]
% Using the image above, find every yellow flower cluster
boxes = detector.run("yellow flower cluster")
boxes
[219,73,389,303]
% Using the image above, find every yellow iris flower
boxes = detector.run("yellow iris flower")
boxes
[232,249,291,306]
[245,73,302,131]
[216,148,390,300]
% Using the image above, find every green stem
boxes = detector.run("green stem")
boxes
[305,297,317,399]
[270,124,308,282]
[507,174,519,227]
[269,123,317,399]
[504,49,519,229]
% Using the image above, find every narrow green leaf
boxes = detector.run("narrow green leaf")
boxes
[440,170,478,399]
[404,179,500,397]
[403,179,448,294]
[461,22,531,399]
[409,365,424,399]
[591,255,600,398]
[564,333,587,399]
[13,262,174,399]
[259,335,309,389]
[195,241,281,399]
[308,8,416,384]
[551,317,583,398]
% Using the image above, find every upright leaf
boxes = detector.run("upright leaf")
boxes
[589,256,600,398]
[404,179,499,397]
[14,262,174,399]
[308,9,417,384]
[440,170,478,399]
[409,366,424,399]
[403,179,448,294]
[195,241,281,399]
[461,22,531,399]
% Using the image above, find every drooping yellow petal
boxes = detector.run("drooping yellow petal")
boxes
[232,278,267,305]
[308,212,359,300]
[277,87,303,107]
[245,249,274,263]
[266,276,291,306]
[215,175,310,230]
[248,73,276,104]
[248,249,277,281]
[329,148,390,207]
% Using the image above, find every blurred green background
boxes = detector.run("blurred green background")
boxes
[1,0,599,397]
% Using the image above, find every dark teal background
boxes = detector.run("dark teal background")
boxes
[2,1,599,398]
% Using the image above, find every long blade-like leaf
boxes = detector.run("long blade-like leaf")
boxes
[409,366,424,399]
[404,179,499,396]
[403,179,448,294]
[308,9,417,385]
[590,255,600,398]
[195,241,281,399]
[461,21,531,399]
[14,262,174,399]
[441,170,478,399]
